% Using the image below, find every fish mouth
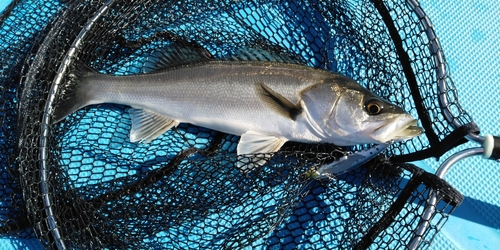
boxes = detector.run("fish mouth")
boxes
[391,119,424,141]
[371,115,424,143]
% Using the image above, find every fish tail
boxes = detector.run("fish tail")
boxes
[52,62,95,123]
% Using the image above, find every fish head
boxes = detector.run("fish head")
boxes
[300,76,423,146]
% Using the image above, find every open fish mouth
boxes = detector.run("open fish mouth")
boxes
[391,119,424,141]
[371,116,424,143]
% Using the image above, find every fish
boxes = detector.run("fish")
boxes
[53,41,423,169]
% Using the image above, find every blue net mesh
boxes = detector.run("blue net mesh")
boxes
[1,0,469,249]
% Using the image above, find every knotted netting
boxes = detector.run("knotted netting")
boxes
[0,0,477,249]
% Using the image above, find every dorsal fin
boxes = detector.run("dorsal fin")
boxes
[142,40,214,73]
[227,43,303,64]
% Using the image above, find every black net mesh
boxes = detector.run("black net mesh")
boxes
[1,0,472,249]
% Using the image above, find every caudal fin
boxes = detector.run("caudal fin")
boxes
[52,63,95,123]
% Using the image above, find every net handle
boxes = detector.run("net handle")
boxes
[409,147,484,249]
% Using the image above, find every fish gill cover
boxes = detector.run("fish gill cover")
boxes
[0,0,474,249]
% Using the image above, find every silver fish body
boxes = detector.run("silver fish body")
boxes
[54,60,423,161]
[83,62,325,142]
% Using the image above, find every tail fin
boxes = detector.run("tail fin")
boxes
[52,62,95,123]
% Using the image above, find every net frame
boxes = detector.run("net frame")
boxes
[0,0,473,249]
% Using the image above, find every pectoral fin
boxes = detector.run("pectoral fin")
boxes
[256,83,302,120]
[237,131,287,171]
[129,108,179,143]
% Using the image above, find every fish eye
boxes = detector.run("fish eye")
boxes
[364,98,384,115]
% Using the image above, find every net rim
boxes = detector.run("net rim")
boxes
[39,1,115,249]
[34,1,453,249]
[406,0,457,129]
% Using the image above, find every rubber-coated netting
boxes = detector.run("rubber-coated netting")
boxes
[1,0,471,249]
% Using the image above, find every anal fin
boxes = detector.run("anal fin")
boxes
[237,131,287,171]
[129,108,179,143]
